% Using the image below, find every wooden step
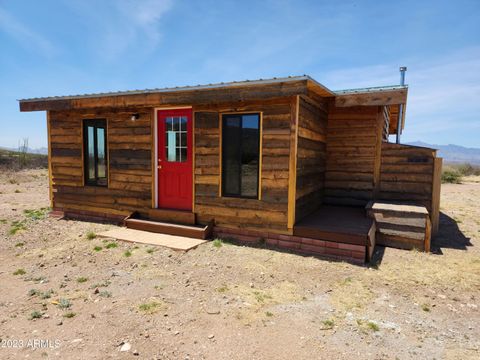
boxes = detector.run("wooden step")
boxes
[125,217,213,240]
[365,201,430,252]
[147,208,196,225]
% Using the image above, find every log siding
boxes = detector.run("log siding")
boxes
[324,104,381,206]
[295,95,328,222]
[193,98,293,234]
[49,108,153,217]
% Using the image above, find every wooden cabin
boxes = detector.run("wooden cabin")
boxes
[19,76,442,263]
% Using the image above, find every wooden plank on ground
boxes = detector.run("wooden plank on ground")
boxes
[98,228,207,251]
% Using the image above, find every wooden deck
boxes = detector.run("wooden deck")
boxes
[294,205,374,246]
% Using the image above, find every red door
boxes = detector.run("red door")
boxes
[157,108,193,210]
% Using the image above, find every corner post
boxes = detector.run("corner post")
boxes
[287,95,299,231]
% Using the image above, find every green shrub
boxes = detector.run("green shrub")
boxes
[28,289,39,296]
[57,298,71,309]
[212,239,223,248]
[13,268,26,275]
[99,290,112,298]
[76,277,88,283]
[442,170,462,184]
[321,319,335,329]
[138,301,164,314]
[29,311,42,320]
[105,242,117,249]
[421,303,431,312]
[86,231,97,240]
[23,208,49,220]
[9,220,27,235]
[40,289,54,299]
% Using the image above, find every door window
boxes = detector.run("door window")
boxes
[165,116,187,162]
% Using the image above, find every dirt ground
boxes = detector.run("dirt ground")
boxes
[0,169,479,360]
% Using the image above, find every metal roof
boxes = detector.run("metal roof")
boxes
[334,84,408,95]
[18,75,329,102]
[18,75,407,103]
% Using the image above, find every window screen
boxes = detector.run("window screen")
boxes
[222,113,260,198]
[83,119,107,186]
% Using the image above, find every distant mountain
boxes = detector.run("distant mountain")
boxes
[407,141,480,165]
[0,146,48,155]
[28,147,48,155]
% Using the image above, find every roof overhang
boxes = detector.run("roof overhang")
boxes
[18,76,408,134]
[19,76,335,112]
[334,85,408,107]
[334,85,408,134]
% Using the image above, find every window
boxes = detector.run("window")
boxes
[83,119,107,186]
[222,113,260,198]
[164,116,187,162]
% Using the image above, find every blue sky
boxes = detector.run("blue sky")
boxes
[1,0,479,148]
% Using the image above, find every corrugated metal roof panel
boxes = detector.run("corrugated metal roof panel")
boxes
[18,75,318,102]
[334,85,408,95]
[18,75,407,103]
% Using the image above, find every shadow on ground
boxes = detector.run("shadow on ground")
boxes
[368,211,472,266]
[431,211,472,254]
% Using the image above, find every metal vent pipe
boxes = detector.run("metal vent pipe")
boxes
[396,66,407,144]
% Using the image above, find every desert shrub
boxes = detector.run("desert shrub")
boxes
[99,290,112,298]
[138,300,164,314]
[0,148,47,170]
[24,208,49,220]
[29,311,42,320]
[13,268,26,275]
[57,298,71,309]
[18,138,29,168]
[441,170,462,184]
[212,239,223,248]
[456,163,480,176]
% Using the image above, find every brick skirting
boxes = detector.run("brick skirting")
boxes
[213,226,366,264]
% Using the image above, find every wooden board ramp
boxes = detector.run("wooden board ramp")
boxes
[98,228,208,251]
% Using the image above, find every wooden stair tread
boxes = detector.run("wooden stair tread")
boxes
[366,200,429,215]
[148,208,195,225]
[365,201,430,252]
[377,227,425,240]
[125,217,212,240]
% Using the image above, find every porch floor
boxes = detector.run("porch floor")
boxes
[294,205,374,246]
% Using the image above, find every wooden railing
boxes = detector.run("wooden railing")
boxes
[378,143,442,235]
